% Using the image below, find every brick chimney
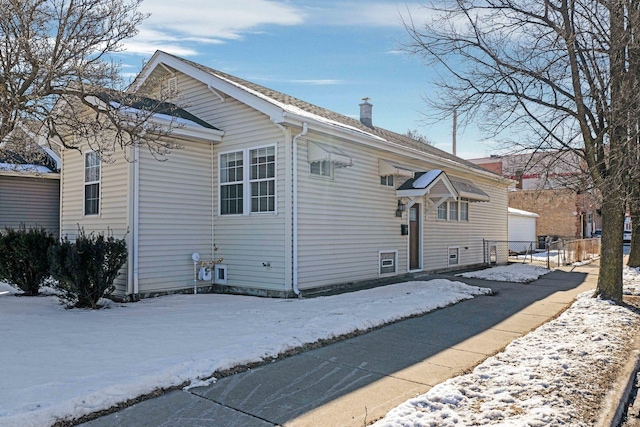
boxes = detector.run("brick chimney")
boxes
[359,98,373,128]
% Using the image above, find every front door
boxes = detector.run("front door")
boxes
[409,204,420,270]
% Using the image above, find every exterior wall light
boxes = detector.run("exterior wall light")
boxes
[396,199,406,217]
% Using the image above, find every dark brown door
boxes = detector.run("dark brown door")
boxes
[409,204,420,270]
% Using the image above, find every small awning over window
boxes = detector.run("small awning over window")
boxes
[307,141,352,167]
[450,178,490,202]
[378,159,414,178]
[396,170,457,199]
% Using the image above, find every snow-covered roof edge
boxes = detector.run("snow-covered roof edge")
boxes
[508,207,540,218]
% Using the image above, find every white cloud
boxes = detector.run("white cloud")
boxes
[290,79,343,85]
[123,0,306,55]
[120,1,435,56]
[302,1,431,28]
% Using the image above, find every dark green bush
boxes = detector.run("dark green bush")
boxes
[49,230,127,308]
[0,225,56,295]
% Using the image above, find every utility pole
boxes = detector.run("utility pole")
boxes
[452,110,457,156]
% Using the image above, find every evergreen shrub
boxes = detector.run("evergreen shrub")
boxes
[49,230,127,308]
[0,225,56,295]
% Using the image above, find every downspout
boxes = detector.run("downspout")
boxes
[211,140,215,265]
[291,123,308,296]
[133,145,140,296]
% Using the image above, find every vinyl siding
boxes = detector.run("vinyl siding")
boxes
[296,132,509,289]
[209,106,288,292]
[423,181,508,270]
[0,175,60,235]
[59,146,130,294]
[136,140,214,294]
[141,70,289,292]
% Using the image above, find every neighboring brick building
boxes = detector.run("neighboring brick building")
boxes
[469,151,601,240]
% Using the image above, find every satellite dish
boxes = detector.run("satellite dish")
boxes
[191,252,200,262]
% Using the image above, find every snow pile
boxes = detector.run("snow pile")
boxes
[0,281,21,295]
[456,264,550,283]
[0,279,489,427]
[373,292,640,427]
[624,266,640,295]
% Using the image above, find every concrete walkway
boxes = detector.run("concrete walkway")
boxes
[81,263,598,427]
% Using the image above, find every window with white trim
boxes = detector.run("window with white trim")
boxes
[84,152,100,215]
[449,201,459,221]
[437,202,447,220]
[460,199,469,221]
[380,175,394,186]
[437,200,469,221]
[250,146,275,212]
[310,160,333,178]
[220,145,276,215]
[220,151,244,215]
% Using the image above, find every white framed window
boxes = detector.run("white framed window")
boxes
[84,151,100,216]
[380,175,394,186]
[310,160,333,178]
[449,201,459,221]
[460,199,469,221]
[250,146,276,213]
[220,145,276,215]
[220,150,244,215]
[437,202,447,220]
[448,247,459,266]
[438,200,468,221]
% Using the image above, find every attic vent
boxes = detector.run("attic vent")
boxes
[166,77,178,98]
[379,250,397,276]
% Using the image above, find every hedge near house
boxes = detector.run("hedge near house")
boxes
[0,226,56,296]
[49,230,127,308]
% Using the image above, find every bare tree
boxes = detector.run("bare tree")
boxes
[404,129,435,145]
[0,0,178,162]
[403,0,640,302]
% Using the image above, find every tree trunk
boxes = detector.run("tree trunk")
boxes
[629,203,640,266]
[596,193,625,302]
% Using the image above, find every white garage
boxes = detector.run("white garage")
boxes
[508,207,539,252]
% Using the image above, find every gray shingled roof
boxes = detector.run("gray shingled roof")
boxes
[164,53,491,174]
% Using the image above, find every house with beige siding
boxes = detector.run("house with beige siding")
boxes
[59,51,510,300]
[1,133,61,235]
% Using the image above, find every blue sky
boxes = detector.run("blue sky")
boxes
[116,0,500,159]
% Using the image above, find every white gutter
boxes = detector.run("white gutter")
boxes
[291,123,308,296]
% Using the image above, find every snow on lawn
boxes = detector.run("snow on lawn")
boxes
[456,264,551,283]
[0,279,490,427]
[624,266,640,295]
[373,292,640,427]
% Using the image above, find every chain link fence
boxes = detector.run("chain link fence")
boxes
[483,238,600,269]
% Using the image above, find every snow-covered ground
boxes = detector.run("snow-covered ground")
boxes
[0,279,490,427]
[373,268,640,426]
[624,266,640,295]
[456,264,550,283]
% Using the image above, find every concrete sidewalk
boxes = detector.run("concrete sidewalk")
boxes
[81,263,598,427]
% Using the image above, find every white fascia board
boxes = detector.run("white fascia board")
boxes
[146,115,224,142]
[132,52,285,123]
[171,125,224,143]
[0,170,60,179]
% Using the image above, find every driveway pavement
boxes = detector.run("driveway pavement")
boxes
[80,263,597,427]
